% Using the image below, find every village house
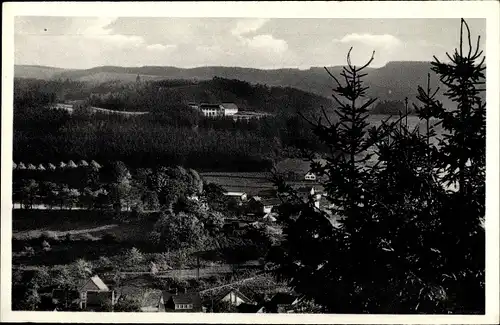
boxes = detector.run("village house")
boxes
[160,287,203,312]
[199,103,224,117]
[261,292,304,313]
[52,275,115,311]
[304,172,317,181]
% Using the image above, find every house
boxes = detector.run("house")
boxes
[47,163,57,171]
[77,275,114,310]
[27,163,36,170]
[214,288,254,307]
[161,287,203,312]
[51,275,115,311]
[221,103,239,116]
[17,162,26,170]
[59,161,67,169]
[304,172,317,181]
[199,103,224,117]
[261,198,281,214]
[38,164,46,171]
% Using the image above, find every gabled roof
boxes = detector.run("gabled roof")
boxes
[48,163,57,170]
[162,290,202,311]
[38,164,46,170]
[79,275,110,291]
[79,160,89,167]
[17,162,26,169]
[27,163,36,170]
[59,162,67,168]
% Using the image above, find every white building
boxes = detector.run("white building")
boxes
[221,103,238,116]
[304,172,317,181]
[199,104,224,117]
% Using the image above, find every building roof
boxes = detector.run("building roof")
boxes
[17,162,26,169]
[221,103,238,110]
[38,164,46,170]
[27,163,36,170]
[48,163,56,170]
[200,103,222,109]
[162,290,203,311]
[79,160,89,167]
[79,275,110,291]
[59,162,67,168]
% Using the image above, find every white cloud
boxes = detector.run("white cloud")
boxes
[146,43,177,51]
[339,33,402,50]
[231,18,270,36]
[81,17,145,48]
[245,34,288,54]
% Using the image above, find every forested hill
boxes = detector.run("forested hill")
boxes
[15,61,470,107]
[14,77,333,117]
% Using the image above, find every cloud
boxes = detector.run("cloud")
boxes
[339,33,402,50]
[80,17,145,48]
[231,18,270,36]
[146,43,177,51]
[244,34,288,54]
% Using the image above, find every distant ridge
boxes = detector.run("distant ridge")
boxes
[14,61,484,106]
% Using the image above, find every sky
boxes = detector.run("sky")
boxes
[14,17,486,70]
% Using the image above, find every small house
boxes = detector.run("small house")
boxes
[304,172,317,181]
[161,287,203,312]
[17,162,26,170]
[27,163,36,170]
[48,163,57,171]
[38,164,46,171]
[59,162,67,169]
[77,275,114,310]
[215,288,254,307]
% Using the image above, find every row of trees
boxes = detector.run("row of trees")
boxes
[13,163,208,212]
[273,19,485,314]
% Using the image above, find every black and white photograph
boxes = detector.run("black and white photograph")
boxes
[1,1,499,323]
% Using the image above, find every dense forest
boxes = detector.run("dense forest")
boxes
[13,77,330,171]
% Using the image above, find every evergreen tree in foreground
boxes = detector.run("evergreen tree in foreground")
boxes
[272,19,485,313]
